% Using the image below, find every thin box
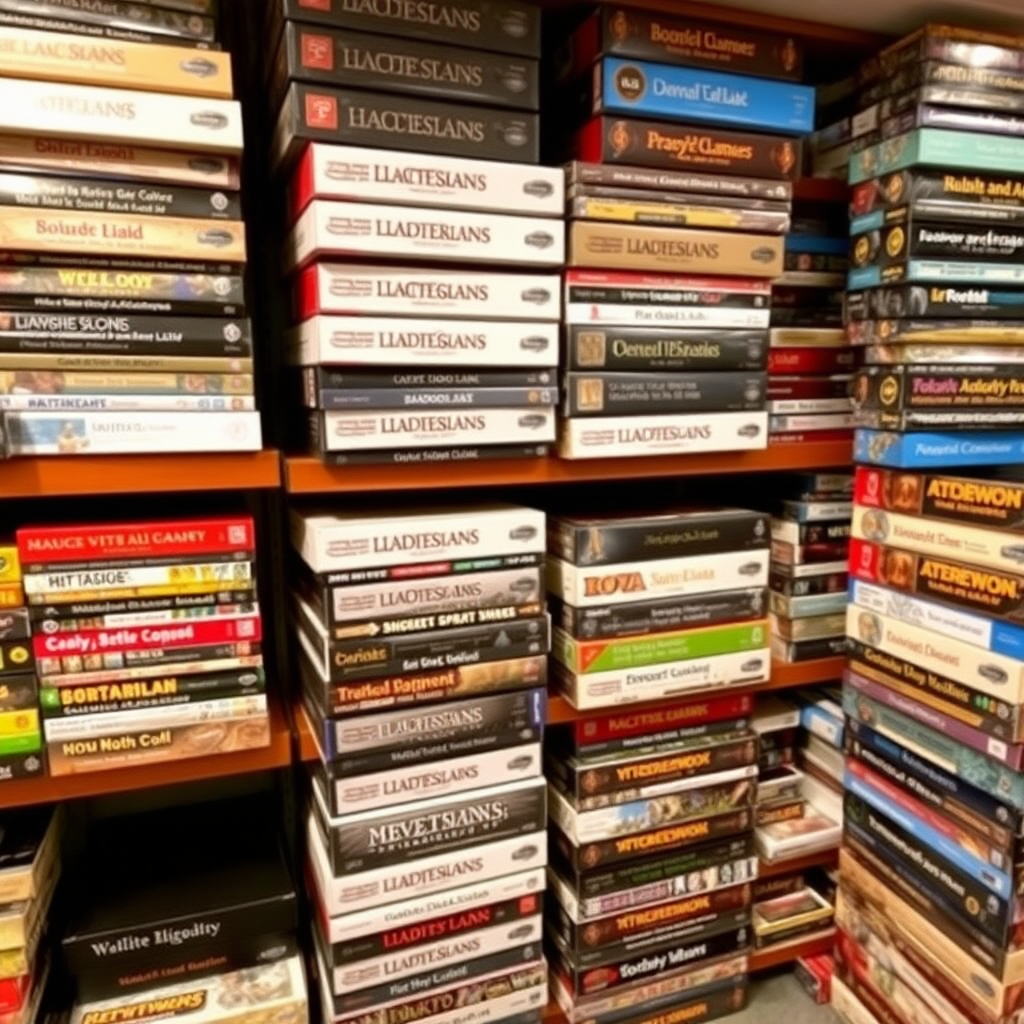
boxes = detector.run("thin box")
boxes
[286,316,558,368]
[289,143,563,218]
[0,76,242,153]
[284,200,564,273]
[853,428,1024,469]
[588,57,814,134]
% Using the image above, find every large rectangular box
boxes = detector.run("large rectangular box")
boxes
[850,129,1024,185]
[561,6,803,81]
[290,144,562,218]
[567,221,782,276]
[3,411,261,455]
[266,0,540,57]
[846,282,1024,320]
[0,0,215,43]
[558,410,769,459]
[292,504,543,574]
[295,264,561,321]
[853,428,1024,469]
[584,57,814,133]
[563,371,766,416]
[271,22,538,111]
[310,406,556,452]
[285,200,563,273]
[572,115,802,180]
[0,25,233,97]
[272,82,539,170]
[0,77,242,153]
[564,326,768,371]
[288,318,558,367]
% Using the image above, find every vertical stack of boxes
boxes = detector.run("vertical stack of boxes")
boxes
[767,472,852,664]
[21,516,269,776]
[836,21,1024,1024]
[0,3,259,456]
[290,505,550,1024]
[553,5,810,459]
[0,545,41,782]
[267,0,566,466]
[0,807,58,1024]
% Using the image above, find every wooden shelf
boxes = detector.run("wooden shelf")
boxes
[0,450,281,498]
[548,657,844,723]
[0,700,292,809]
[750,928,836,972]
[758,847,839,878]
[296,703,319,763]
[285,442,852,494]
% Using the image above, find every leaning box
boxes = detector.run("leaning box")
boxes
[284,201,564,272]
[289,144,563,219]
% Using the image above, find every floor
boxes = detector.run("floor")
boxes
[732,971,839,1023]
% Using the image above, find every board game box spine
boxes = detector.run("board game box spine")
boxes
[309,385,555,412]
[563,371,766,416]
[267,0,540,57]
[589,57,814,134]
[564,161,792,201]
[0,0,215,41]
[295,264,561,321]
[571,115,801,180]
[558,410,768,459]
[274,22,538,111]
[564,326,767,372]
[286,200,564,273]
[568,194,790,234]
[290,143,562,219]
[0,25,232,97]
[273,82,539,170]
[0,76,242,152]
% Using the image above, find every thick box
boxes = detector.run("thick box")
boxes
[272,82,538,170]
[567,221,782,276]
[561,6,803,81]
[584,57,814,134]
[295,264,560,321]
[572,115,801,179]
[854,427,1024,469]
[0,25,231,97]
[305,377,556,411]
[285,200,563,273]
[846,282,1024,320]
[0,77,241,152]
[267,0,539,57]
[565,271,771,329]
[564,371,765,416]
[290,144,561,219]
[567,191,790,234]
[565,160,792,201]
[272,22,538,111]
[558,410,768,459]
[0,0,214,42]
[309,406,556,452]
[564,326,768,371]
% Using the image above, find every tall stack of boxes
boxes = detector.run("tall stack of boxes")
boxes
[267,0,566,466]
[0,3,259,456]
[0,545,40,782]
[553,6,810,459]
[290,505,549,1024]
[836,22,1024,1024]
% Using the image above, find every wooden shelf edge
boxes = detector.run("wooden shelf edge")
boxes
[0,450,281,498]
[548,657,844,723]
[758,847,839,878]
[750,928,836,972]
[296,703,319,763]
[0,699,292,809]
[285,442,852,493]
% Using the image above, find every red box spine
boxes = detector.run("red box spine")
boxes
[17,518,255,565]
[570,692,755,746]
[848,537,884,583]
[768,348,856,373]
[32,615,262,659]
[853,465,891,509]
[289,143,317,223]
[295,263,323,319]
[0,975,27,1015]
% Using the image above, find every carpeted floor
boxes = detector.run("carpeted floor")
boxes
[730,971,839,1023]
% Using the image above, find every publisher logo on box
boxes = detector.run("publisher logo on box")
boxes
[302,33,334,71]
[615,65,646,101]
[305,94,338,130]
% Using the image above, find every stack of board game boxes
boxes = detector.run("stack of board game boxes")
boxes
[0,807,58,1024]
[547,509,772,711]
[0,2,259,456]
[62,798,305,1024]
[266,0,566,466]
[767,472,851,664]
[834,22,1024,1024]
[769,474,851,663]
[290,505,550,1024]
[19,516,269,777]
[545,694,759,1024]
[0,544,42,783]
[554,5,811,460]
[768,196,855,444]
